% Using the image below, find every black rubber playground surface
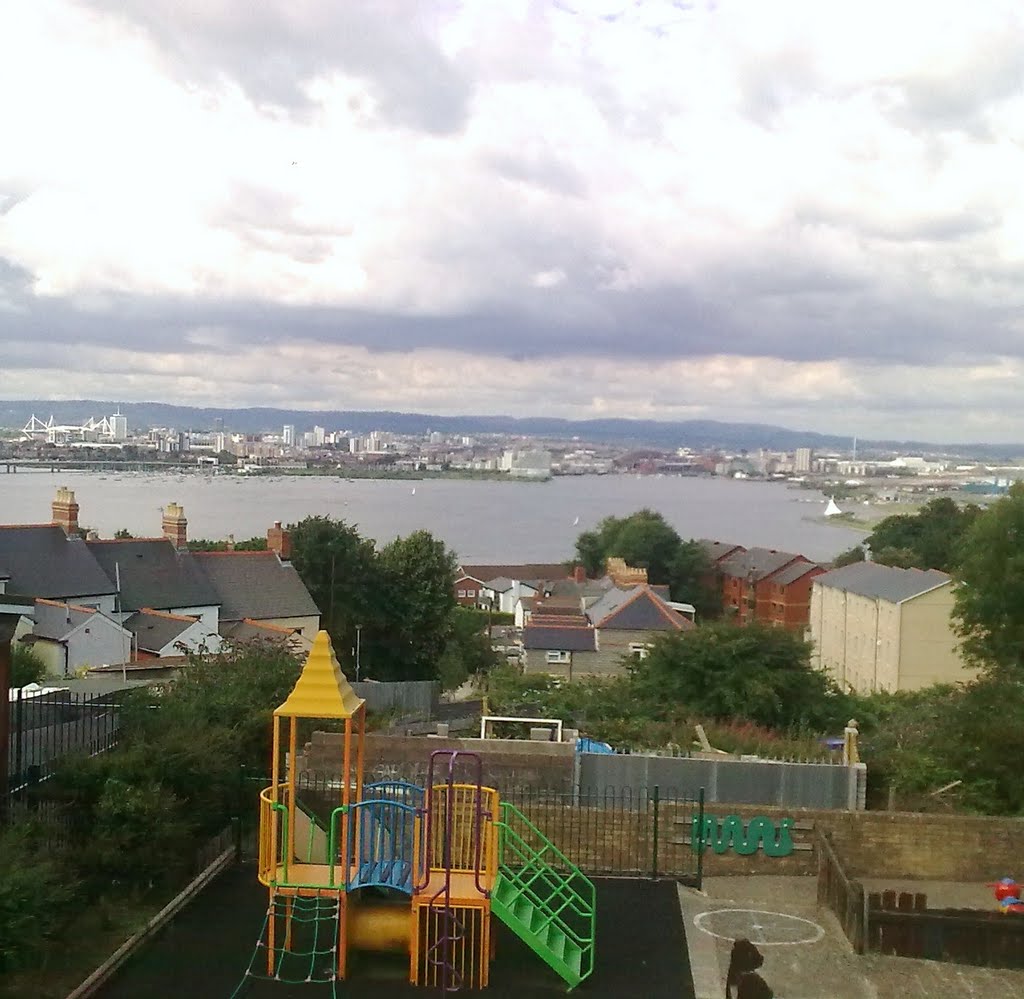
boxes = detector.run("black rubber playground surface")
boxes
[97,864,694,999]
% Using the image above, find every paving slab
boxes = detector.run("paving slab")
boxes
[679,875,1024,999]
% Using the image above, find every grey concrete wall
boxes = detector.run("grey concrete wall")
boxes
[579,752,863,810]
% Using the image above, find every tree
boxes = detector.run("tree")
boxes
[287,515,379,663]
[438,607,500,691]
[953,483,1024,678]
[867,497,980,572]
[633,623,850,730]
[573,509,717,614]
[371,530,458,681]
[832,544,866,568]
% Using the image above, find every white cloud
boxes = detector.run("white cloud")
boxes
[2,0,1024,439]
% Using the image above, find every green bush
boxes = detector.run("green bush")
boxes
[0,824,78,971]
[83,778,194,889]
[10,644,47,687]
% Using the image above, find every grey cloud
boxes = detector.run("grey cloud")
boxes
[89,0,471,133]
[486,152,587,198]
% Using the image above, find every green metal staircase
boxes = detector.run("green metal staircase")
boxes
[491,801,595,991]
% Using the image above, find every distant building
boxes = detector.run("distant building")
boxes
[500,449,552,479]
[283,424,296,447]
[313,425,326,446]
[794,447,812,473]
[110,410,128,441]
[810,562,974,693]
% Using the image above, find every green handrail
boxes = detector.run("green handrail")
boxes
[494,800,596,979]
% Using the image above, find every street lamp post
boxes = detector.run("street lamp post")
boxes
[355,624,362,682]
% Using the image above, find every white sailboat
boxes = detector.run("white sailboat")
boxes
[823,496,842,517]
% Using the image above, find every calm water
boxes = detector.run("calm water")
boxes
[0,471,863,562]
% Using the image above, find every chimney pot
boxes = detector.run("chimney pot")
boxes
[162,502,188,549]
[52,485,80,536]
[267,521,292,559]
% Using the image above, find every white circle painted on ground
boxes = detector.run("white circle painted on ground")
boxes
[694,908,825,946]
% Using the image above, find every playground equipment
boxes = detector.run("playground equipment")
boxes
[991,878,1024,915]
[235,631,595,994]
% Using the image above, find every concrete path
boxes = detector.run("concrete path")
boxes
[679,875,1024,999]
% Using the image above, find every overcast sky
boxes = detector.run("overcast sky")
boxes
[2,1,1024,442]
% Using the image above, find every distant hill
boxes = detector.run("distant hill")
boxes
[1,399,1020,458]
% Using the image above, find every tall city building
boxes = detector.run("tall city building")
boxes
[313,425,326,446]
[283,424,295,447]
[795,447,812,473]
[110,410,128,441]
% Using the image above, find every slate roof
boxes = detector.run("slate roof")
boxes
[718,547,805,582]
[522,625,597,652]
[814,563,952,603]
[769,561,825,586]
[458,563,569,584]
[587,585,689,631]
[698,539,746,563]
[86,539,219,612]
[0,526,116,599]
[124,609,199,654]
[482,576,514,592]
[192,551,320,621]
[31,599,101,641]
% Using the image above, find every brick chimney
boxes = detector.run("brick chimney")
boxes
[573,565,586,584]
[162,502,188,549]
[52,486,80,536]
[267,521,292,559]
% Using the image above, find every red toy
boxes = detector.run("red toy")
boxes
[989,878,1024,914]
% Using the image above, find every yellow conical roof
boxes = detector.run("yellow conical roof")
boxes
[274,630,365,719]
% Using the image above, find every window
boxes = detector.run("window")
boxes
[457,589,467,598]
[467,589,476,597]
[546,650,571,664]
[629,643,651,659]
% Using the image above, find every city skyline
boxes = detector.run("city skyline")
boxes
[3,2,1024,440]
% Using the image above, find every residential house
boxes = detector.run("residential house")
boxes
[22,598,133,677]
[521,584,693,678]
[192,539,320,640]
[1,490,320,663]
[521,613,597,680]
[454,563,570,609]
[763,561,827,630]
[809,562,974,693]
[85,536,223,648]
[125,608,214,659]
[0,488,118,613]
[716,547,809,625]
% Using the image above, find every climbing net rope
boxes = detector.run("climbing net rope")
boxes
[231,892,340,997]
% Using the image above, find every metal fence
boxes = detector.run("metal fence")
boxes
[580,751,865,810]
[6,688,122,796]
[242,769,705,886]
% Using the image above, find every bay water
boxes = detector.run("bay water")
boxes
[0,471,863,563]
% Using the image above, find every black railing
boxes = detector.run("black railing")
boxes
[239,769,706,886]
[6,688,122,798]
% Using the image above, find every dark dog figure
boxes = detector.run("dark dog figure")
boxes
[736,971,774,999]
[725,938,764,998]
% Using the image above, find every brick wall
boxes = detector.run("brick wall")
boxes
[303,731,576,792]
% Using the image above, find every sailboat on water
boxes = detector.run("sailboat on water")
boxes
[823,496,842,517]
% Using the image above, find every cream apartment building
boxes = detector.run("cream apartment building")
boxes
[810,562,974,693]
